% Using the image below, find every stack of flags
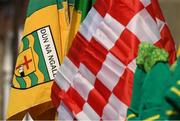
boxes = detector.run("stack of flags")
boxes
[7,0,177,120]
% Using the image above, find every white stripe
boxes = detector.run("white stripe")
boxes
[127,59,137,73]
[55,57,78,91]
[76,111,90,121]
[57,102,74,121]
[94,14,125,50]
[73,73,94,101]
[79,63,96,85]
[104,14,125,38]
[102,103,119,120]
[156,18,165,32]
[83,103,100,120]
[97,53,125,91]
[59,57,78,82]
[55,71,70,92]
[108,94,128,118]
[127,9,161,44]
[79,7,103,42]
[94,27,115,50]
[98,21,118,45]
[140,0,151,7]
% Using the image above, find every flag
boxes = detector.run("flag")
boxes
[68,0,75,19]
[7,0,71,119]
[52,0,176,120]
[64,0,96,56]
[51,0,109,120]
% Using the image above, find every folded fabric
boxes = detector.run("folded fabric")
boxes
[166,57,180,111]
[139,62,175,120]
[128,42,180,120]
[127,66,146,120]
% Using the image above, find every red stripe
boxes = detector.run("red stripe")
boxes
[87,88,108,116]
[94,0,109,17]
[67,87,86,113]
[110,29,140,65]
[108,0,144,26]
[113,68,134,106]
[94,79,111,101]
[58,88,82,115]
[81,38,108,75]
[155,25,176,64]
[68,32,89,67]
[51,83,83,115]
[151,0,165,21]
[51,82,62,108]
[145,3,156,22]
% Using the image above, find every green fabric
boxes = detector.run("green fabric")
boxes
[127,66,146,120]
[170,60,177,72]
[68,0,75,5]
[166,57,180,111]
[166,84,180,110]
[136,42,169,72]
[27,0,76,17]
[171,57,180,82]
[56,0,64,9]
[127,43,180,120]
[74,0,96,22]
[128,61,180,120]
[26,0,57,17]
[139,62,173,120]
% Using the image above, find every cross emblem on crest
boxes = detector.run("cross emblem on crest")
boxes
[16,56,32,70]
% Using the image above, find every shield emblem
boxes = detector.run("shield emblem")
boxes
[15,48,36,77]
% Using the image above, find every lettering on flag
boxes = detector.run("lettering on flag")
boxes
[13,26,60,89]
[37,26,60,80]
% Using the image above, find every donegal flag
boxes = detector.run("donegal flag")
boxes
[57,0,70,60]
[68,0,75,20]
[7,0,69,120]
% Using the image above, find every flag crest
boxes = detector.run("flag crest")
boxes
[13,26,60,89]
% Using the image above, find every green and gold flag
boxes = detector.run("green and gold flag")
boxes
[7,0,70,120]
[64,0,96,55]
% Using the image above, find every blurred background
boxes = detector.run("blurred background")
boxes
[0,0,179,120]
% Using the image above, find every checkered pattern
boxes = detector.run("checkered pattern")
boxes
[51,0,176,120]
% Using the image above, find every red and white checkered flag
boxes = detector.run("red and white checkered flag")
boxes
[51,0,176,120]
